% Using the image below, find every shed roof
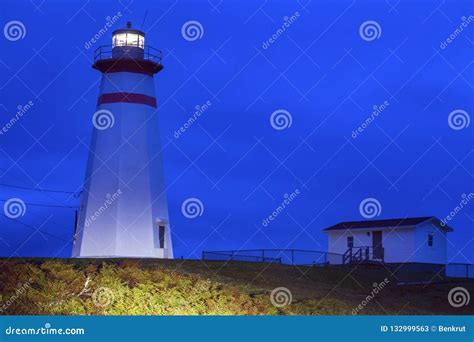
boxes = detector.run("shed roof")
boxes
[323,216,453,232]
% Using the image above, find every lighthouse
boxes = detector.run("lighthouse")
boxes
[72,22,173,259]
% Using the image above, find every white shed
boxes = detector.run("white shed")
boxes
[323,217,453,266]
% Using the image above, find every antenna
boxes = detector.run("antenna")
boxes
[141,9,148,30]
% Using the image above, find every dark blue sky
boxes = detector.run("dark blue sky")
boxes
[0,0,472,262]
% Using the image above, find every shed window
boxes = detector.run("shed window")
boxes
[347,236,354,248]
[427,234,433,247]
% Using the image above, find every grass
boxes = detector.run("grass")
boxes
[0,258,472,315]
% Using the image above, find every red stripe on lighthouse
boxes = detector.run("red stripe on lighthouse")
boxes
[97,93,157,108]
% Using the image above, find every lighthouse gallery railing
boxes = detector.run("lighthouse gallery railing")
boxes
[93,45,163,64]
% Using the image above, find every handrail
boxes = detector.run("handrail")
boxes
[93,45,163,64]
[342,246,385,265]
[445,263,474,279]
[343,248,353,264]
[204,248,344,257]
[355,248,362,261]
[202,251,281,264]
[202,249,342,266]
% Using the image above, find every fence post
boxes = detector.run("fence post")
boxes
[291,250,294,265]
[262,249,265,262]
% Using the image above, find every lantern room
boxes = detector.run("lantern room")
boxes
[112,22,145,59]
[93,21,163,75]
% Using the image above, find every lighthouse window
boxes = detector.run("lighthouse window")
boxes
[113,33,127,46]
[113,33,145,48]
[159,225,165,249]
[127,33,139,46]
[138,35,145,48]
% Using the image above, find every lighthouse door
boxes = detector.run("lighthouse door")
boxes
[158,225,165,249]
[154,222,166,249]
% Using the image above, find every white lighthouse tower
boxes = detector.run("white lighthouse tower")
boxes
[72,22,173,259]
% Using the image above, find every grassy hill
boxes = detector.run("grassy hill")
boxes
[0,258,472,315]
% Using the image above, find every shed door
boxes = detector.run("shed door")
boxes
[372,231,383,260]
